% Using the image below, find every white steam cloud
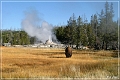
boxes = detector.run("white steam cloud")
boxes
[21,9,56,43]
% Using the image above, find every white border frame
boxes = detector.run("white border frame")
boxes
[0,0,119,80]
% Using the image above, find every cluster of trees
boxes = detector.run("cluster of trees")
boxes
[54,2,118,50]
[1,30,31,45]
[1,2,119,50]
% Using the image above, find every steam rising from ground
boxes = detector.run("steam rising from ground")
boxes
[21,9,56,43]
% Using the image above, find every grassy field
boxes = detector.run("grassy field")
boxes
[1,47,120,79]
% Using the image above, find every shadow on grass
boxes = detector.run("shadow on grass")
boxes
[49,56,66,58]
[30,52,64,56]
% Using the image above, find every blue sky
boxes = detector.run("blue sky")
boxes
[1,0,119,30]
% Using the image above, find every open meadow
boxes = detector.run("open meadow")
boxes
[1,47,120,79]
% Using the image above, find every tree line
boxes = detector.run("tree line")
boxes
[54,2,118,50]
[1,2,119,50]
[1,30,36,45]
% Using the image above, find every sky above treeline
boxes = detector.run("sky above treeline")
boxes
[1,0,119,30]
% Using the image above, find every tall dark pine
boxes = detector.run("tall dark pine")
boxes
[76,16,82,49]
[67,13,77,46]
[105,2,115,50]
[91,14,99,49]
[98,2,116,50]
[105,1,110,50]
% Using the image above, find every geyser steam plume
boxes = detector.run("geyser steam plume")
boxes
[21,9,56,43]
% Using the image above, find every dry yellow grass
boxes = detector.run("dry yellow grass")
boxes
[1,47,119,79]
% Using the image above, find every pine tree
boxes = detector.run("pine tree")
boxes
[97,2,117,50]
[87,24,95,48]
[76,16,82,49]
[67,13,77,46]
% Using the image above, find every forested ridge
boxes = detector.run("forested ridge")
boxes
[1,2,119,50]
